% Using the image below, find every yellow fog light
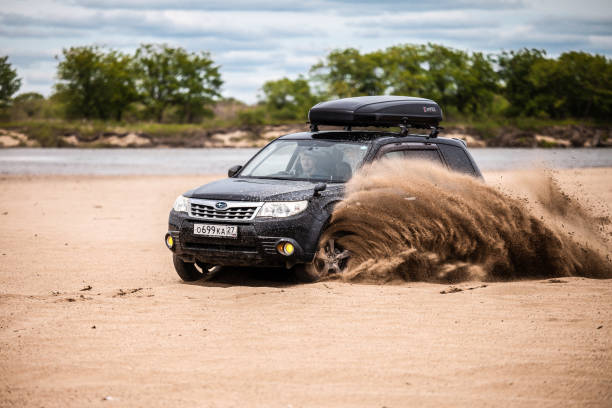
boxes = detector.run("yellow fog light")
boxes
[165,234,174,249]
[277,241,295,256]
[283,242,295,255]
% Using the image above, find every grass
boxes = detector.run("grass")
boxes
[1,116,609,147]
[0,117,256,147]
[444,116,608,140]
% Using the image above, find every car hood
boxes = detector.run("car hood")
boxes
[185,177,342,201]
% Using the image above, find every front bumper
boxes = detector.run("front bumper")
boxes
[166,208,326,267]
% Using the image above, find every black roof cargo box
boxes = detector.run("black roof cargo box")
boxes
[308,96,443,129]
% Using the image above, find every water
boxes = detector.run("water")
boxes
[0,147,611,175]
[472,148,612,171]
[0,148,259,175]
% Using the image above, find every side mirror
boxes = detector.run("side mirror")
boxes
[228,165,242,178]
[313,183,327,196]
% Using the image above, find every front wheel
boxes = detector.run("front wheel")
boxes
[294,237,350,282]
[173,255,213,282]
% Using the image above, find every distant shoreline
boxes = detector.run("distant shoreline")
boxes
[1,123,611,149]
[2,147,611,176]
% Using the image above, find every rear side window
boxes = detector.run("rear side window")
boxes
[382,149,444,164]
[438,144,475,175]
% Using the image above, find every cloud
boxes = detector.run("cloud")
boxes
[535,16,612,36]
[0,49,58,67]
[0,0,610,103]
[71,0,527,12]
[70,0,319,12]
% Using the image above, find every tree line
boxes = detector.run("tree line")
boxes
[260,45,612,122]
[1,43,611,124]
[1,44,222,123]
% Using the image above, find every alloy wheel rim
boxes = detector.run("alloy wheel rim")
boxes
[314,238,350,277]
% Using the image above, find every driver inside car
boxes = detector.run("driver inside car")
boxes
[298,150,323,179]
[300,151,316,178]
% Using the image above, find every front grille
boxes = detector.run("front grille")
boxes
[260,238,280,254]
[189,199,263,221]
[191,204,257,220]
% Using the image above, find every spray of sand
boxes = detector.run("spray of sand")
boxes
[323,160,612,283]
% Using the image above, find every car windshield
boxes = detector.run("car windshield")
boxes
[239,139,371,183]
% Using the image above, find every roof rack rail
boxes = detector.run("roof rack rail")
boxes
[428,126,443,139]
[399,123,443,138]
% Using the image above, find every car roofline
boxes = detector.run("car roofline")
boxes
[277,130,468,149]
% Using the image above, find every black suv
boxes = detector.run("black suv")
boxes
[165,96,482,282]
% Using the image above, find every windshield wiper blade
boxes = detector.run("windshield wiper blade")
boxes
[254,176,292,181]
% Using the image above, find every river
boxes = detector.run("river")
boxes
[1,147,611,175]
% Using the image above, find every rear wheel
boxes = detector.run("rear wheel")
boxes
[295,237,350,282]
[173,255,213,282]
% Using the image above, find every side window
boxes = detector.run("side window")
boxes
[438,144,475,175]
[382,151,405,160]
[382,149,444,165]
[403,150,443,163]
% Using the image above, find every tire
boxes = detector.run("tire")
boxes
[173,254,209,282]
[294,237,350,282]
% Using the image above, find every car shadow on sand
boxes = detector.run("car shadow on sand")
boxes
[185,266,299,288]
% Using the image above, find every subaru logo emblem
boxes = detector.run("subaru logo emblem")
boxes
[215,201,228,210]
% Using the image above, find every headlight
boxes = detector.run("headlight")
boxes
[173,195,190,213]
[257,201,308,218]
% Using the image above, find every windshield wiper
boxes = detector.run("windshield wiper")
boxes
[245,175,339,183]
[260,176,292,181]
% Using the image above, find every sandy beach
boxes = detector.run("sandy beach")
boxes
[1,169,611,407]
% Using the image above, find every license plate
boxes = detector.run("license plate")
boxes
[193,224,238,238]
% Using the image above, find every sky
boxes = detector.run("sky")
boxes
[1,0,611,104]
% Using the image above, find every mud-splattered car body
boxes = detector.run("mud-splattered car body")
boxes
[165,96,484,281]
[165,129,482,281]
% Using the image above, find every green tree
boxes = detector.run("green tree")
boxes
[55,46,137,120]
[0,56,22,108]
[309,44,498,116]
[498,49,547,116]
[523,57,563,118]
[103,51,139,121]
[423,44,467,109]
[135,44,222,123]
[310,48,388,98]
[388,44,497,116]
[547,51,612,119]
[261,76,318,121]
[500,49,612,119]
[11,92,45,119]
[238,105,266,126]
[378,44,431,96]
[452,50,498,115]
